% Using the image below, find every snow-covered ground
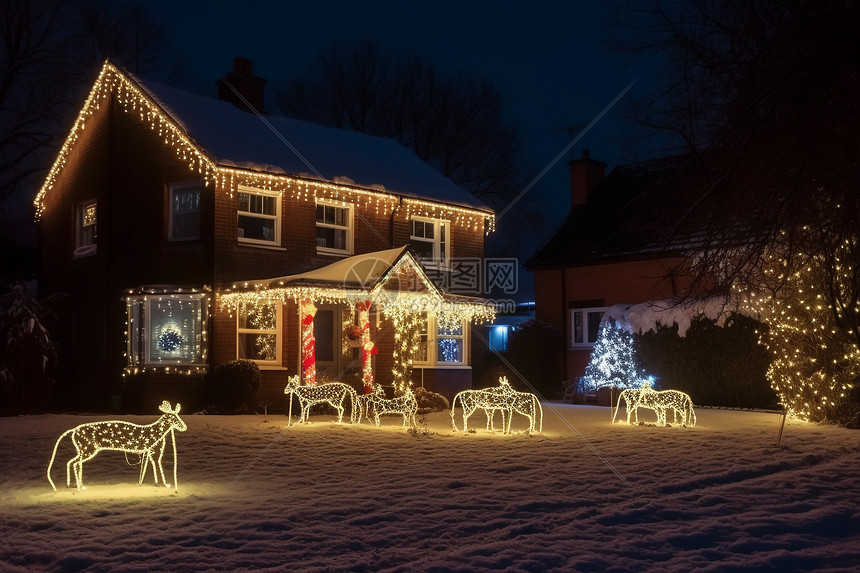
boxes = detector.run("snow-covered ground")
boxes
[2,403,858,572]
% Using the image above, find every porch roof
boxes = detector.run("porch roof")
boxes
[219,247,497,324]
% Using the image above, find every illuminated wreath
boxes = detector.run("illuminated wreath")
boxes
[345,324,363,347]
[158,327,184,352]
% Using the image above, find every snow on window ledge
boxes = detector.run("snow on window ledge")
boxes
[72,244,98,259]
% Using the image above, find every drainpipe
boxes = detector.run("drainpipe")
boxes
[560,268,568,382]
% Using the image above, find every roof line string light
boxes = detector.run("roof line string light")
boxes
[34,61,495,232]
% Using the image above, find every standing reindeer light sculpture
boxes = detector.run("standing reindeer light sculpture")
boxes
[47,401,187,492]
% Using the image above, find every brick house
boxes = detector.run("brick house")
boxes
[526,151,699,390]
[35,59,495,412]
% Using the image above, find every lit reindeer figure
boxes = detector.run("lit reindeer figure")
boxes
[451,377,543,435]
[612,381,697,427]
[451,377,516,432]
[47,401,186,492]
[363,385,418,429]
[284,375,359,425]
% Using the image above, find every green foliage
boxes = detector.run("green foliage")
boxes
[505,319,562,399]
[637,313,775,408]
[207,360,262,413]
[413,386,449,414]
[0,282,59,415]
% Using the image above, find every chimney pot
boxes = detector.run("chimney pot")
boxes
[217,56,266,113]
[568,150,605,207]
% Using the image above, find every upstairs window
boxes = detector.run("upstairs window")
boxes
[74,198,97,258]
[315,200,353,254]
[410,217,449,268]
[169,183,200,241]
[570,307,607,347]
[238,186,281,246]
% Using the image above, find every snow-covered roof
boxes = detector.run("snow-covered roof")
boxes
[232,246,426,292]
[133,75,489,212]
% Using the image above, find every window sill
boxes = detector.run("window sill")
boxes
[413,364,471,370]
[72,245,98,259]
[316,248,353,257]
[237,241,286,252]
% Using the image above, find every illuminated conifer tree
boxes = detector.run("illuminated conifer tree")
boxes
[583,320,640,391]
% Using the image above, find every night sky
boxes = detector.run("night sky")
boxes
[145,0,660,236]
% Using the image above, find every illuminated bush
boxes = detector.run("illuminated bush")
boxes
[207,360,262,413]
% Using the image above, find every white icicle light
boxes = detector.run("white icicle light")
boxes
[47,401,186,492]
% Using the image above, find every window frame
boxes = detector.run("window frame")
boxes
[236,300,282,367]
[74,198,98,257]
[237,185,282,247]
[126,292,208,368]
[168,182,201,242]
[410,216,450,269]
[413,313,469,368]
[315,199,354,255]
[570,306,608,348]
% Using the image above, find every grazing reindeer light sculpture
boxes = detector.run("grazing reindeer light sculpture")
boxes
[612,379,697,427]
[451,377,543,434]
[47,401,187,492]
[363,385,418,429]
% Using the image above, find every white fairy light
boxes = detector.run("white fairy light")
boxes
[47,401,186,492]
[451,377,543,434]
[284,375,359,425]
[612,379,697,427]
[34,61,495,234]
[362,386,418,429]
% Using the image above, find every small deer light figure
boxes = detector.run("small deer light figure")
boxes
[47,401,187,492]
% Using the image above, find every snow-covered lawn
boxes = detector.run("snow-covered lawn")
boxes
[2,403,858,572]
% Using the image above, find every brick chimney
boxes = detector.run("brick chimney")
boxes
[216,57,266,113]
[568,149,606,207]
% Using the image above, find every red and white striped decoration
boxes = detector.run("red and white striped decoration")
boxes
[300,299,317,384]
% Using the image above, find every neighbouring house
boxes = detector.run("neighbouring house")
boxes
[526,150,703,393]
[35,58,496,412]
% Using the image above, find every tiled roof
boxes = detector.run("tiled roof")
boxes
[527,154,712,269]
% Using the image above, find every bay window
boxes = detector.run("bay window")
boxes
[126,292,208,367]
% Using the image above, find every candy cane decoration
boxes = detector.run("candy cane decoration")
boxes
[357,300,377,393]
[300,299,317,385]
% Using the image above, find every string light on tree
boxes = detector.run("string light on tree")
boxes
[738,242,860,422]
[582,319,641,392]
